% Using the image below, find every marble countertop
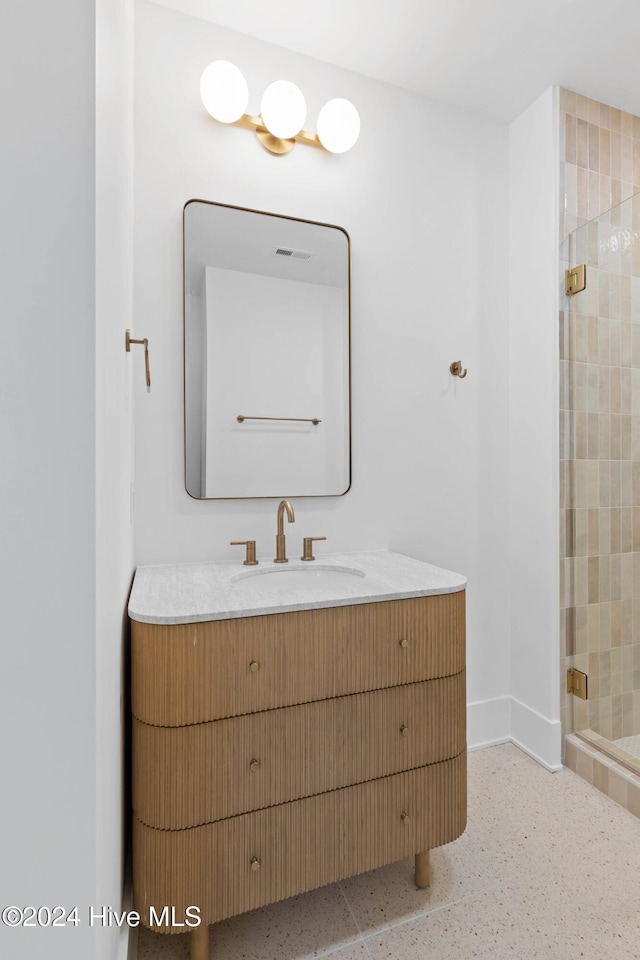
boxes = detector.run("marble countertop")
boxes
[128,549,466,624]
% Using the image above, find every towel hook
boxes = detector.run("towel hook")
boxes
[450,361,467,379]
[126,329,151,390]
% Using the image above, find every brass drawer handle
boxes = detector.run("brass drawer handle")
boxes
[250,856,261,872]
[249,758,260,772]
[249,660,260,673]
[399,638,408,649]
[400,811,409,824]
[400,724,409,737]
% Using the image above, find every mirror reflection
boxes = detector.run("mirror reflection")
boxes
[183,200,351,499]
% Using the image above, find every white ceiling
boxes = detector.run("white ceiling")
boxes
[152,0,640,123]
[184,201,348,293]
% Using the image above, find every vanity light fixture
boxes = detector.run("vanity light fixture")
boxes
[200,60,360,156]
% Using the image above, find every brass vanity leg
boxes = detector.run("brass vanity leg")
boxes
[190,923,210,960]
[415,850,431,888]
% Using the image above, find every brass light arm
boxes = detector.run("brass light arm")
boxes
[235,113,323,155]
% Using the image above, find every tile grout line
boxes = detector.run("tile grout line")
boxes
[310,937,371,960]
[337,880,374,958]
[357,891,480,948]
[337,874,496,956]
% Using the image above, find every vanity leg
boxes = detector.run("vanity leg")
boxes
[190,923,210,960]
[415,850,430,888]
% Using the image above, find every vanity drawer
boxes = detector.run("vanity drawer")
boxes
[132,591,465,726]
[133,749,467,929]
[134,671,466,829]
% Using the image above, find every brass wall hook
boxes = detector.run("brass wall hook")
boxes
[126,329,151,390]
[450,361,467,379]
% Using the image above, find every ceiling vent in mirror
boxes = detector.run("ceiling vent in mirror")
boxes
[274,247,312,261]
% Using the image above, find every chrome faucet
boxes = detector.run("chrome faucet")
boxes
[274,500,295,563]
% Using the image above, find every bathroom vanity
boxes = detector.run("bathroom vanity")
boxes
[129,550,466,958]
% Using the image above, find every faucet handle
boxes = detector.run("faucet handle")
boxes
[230,540,258,566]
[301,536,327,561]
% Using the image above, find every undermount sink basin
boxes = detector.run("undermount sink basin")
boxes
[231,564,366,595]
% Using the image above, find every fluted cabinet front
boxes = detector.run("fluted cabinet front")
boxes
[131,591,467,934]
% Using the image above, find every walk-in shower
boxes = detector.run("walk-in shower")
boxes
[563,191,640,773]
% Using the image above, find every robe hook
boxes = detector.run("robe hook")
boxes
[125,329,151,390]
[449,361,467,379]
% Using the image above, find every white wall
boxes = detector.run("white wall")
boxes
[133,0,511,750]
[508,87,562,770]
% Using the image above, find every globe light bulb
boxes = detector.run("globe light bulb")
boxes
[317,99,360,154]
[200,61,248,124]
[260,80,306,140]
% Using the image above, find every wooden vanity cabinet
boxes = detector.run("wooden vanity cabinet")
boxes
[131,590,466,955]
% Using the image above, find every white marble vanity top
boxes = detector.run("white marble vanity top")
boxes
[128,549,466,624]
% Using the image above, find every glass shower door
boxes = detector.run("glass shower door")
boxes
[564,192,640,773]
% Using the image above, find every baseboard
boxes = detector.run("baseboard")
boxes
[467,696,511,750]
[509,696,562,771]
[467,695,562,771]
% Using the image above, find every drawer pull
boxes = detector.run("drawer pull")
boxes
[250,856,261,872]
[400,724,409,737]
[399,638,409,649]
[400,811,409,824]
[249,660,260,673]
[249,758,261,772]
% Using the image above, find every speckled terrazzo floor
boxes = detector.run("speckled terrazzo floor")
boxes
[136,744,640,960]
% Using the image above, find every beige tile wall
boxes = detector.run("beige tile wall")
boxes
[560,88,640,240]
[559,88,640,756]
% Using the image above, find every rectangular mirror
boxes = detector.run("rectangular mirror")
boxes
[183,200,351,499]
